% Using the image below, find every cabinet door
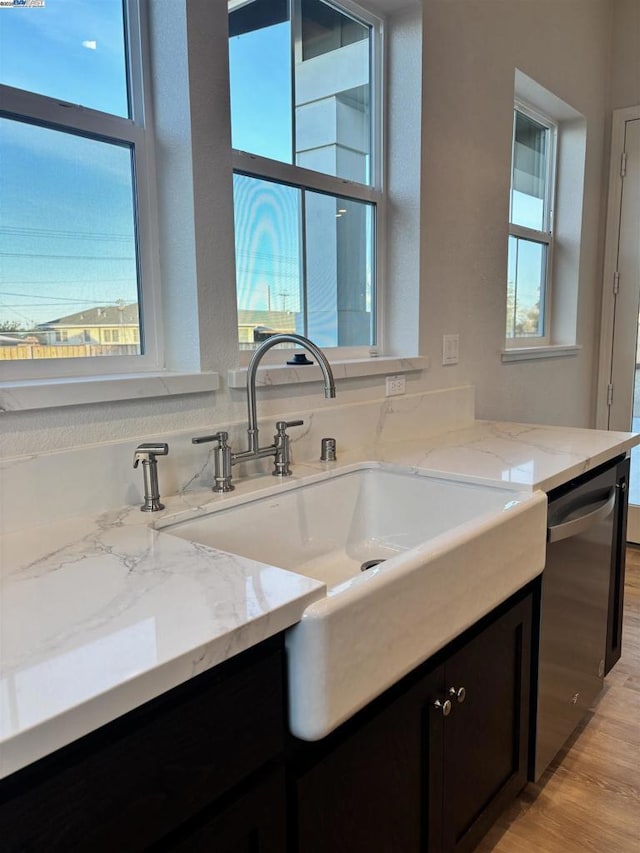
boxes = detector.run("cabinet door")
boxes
[296,668,442,853]
[439,594,532,853]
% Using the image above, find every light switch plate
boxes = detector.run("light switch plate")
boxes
[442,334,459,366]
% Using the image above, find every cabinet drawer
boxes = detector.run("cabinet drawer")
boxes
[0,639,285,852]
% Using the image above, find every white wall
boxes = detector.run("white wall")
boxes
[419,0,613,427]
[1,0,636,461]
[611,0,640,111]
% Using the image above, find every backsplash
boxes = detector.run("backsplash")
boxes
[1,386,475,535]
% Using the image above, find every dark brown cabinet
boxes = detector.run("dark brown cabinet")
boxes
[0,636,287,852]
[294,670,429,852]
[158,767,286,852]
[0,585,537,853]
[293,583,535,853]
[436,591,532,852]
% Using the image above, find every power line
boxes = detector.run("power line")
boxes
[1,278,135,285]
[0,291,130,304]
[0,252,135,260]
[236,250,300,263]
[0,226,133,242]
[0,303,131,309]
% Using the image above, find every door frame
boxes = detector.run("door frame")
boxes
[596,104,640,429]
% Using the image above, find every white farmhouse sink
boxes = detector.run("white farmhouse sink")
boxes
[162,463,547,740]
[166,466,524,592]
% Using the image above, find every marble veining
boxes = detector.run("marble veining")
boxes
[2,385,639,779]
[0,511,324,778]
[376,420,637,492]
[0,387,477,535]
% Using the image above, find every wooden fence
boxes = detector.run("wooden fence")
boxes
[0,344,140,360]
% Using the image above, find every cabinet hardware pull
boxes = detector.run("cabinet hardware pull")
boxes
[449,686,466,703]
[434,698,452,717]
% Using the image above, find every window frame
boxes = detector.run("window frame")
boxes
[229,0,385,364]
[506,99,558,348]
[0,0,163,381]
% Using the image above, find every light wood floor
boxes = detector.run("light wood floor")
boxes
[476,550,640,853]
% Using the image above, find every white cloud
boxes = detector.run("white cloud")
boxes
[82,40,97,50]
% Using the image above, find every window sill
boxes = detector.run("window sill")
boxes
[227,355,429,389]
[0,371,220,412]
[501,344,581,363]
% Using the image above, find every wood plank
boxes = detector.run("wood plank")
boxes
[475,551,640,853]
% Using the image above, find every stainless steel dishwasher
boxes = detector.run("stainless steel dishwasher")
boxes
[533,456,629,780]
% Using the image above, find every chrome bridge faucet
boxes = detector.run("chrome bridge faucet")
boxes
[193,334,336,493]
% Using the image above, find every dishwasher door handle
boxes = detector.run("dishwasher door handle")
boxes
[547,489,616,543]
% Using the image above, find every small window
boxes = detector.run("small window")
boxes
[506,104,557,344]
[0,1,159,378]
[228,0,381,354]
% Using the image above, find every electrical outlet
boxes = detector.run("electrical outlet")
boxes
[385,375,406,396]
[442,334,460,366]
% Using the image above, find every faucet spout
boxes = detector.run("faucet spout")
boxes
[193,334,336,492]
[245,334,336,455]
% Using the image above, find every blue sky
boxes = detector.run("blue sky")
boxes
[0,0,135,328]
[233,174,301,314]
[229,19,304,314]
[0,2,540,331]
[0,2,295,328]
[229,21,291,163]
[0,0,127,115]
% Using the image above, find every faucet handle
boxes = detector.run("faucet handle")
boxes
[192,431,229,446]
[192,432,235,493]
[133,442,169,468]
[273,421,304,478]
[275,420,304,434]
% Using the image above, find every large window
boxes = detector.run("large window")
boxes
[506,104,557,345]
[228,0,381,353]
[0,0,158,376]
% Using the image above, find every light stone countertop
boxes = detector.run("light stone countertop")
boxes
[1,417,638,780]
[348,419,640,493]
[0,506,325,780]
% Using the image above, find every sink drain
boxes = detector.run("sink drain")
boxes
[360,559,386,572]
